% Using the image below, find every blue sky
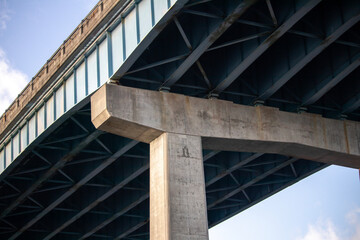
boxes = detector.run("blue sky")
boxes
[0,1,359,239]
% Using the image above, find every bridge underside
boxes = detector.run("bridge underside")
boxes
[112,0,360,122]
[1,0,360,239]
[0,102,326,239]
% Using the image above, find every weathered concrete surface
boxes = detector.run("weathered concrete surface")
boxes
[150,133,208,240]
[91,84,360,168]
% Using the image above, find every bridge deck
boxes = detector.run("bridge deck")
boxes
[0,102,326,239]
[0,0,359,239]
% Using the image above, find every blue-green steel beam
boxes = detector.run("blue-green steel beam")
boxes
[210,0,322,95]
[258,12,360,100]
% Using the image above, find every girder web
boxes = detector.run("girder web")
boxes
[0,108,99,219]
[0,107,327,239]
[1,0,358,239]
[120,0,360,120]
[0,100,327,239]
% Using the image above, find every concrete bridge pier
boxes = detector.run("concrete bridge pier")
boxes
[91,83,360,239]
[150,133,208,240]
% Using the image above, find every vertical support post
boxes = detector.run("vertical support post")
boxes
[35,111,38,138]
[85,57,89,96]
[150,0,155,27]
[44,102,47,129]
[107,32,113,77]
[26,120,29,146]
[121,18,127,61]
[10,137,13,162]
[74,68,77,104]
[18,130,21,155]
[150,132,209,240]
[53,91,57,120]
[2,148,5,170]
[63,79,67,112]
[96,45,101,88]
[135,2,140,44]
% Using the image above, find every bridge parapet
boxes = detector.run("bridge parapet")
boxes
[0,0,186,174]
[0,0,123,141]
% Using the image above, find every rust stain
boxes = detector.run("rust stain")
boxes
[263,28,281,45]
[208,0,257,43]
[322,118,327,148]
[256,106,264,140]
[343,121,350,154]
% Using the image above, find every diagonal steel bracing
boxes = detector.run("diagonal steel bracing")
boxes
[207,31,271,52]
[114,219,149,240]
[302,57,360,106]
[266,0,277,26]
[203,150,220,161]
[79,193,149,240]
[125,53,189,75]
[174,16,212,88]
[206,153,263,187]
[342,92,360,114]
[124,31,270,82]
[0,130,103,221]
[207,157,298,209]
[111,0,189,80]
[43,163,149,240]
[210,0,322,95]
[7,140,139,240]
[258,12,360,100]
[208,162,328,227]
[78,150,224,239]
[160,0,258,88]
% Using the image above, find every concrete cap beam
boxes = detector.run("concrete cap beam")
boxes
[91,84,360,168]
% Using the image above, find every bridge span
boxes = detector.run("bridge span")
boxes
[0,0,359,239]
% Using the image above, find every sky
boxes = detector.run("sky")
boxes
[0,1,359,239]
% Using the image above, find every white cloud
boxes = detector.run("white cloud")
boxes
[346,208,360,225]
[0,48,28,116]
[296,208,360,240]
[347,208,360,240]
[296,220,340,240]
[0,0,10,30]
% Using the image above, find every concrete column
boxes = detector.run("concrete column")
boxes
[150,132,209,240]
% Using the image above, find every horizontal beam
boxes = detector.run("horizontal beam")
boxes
[92,84,360,168]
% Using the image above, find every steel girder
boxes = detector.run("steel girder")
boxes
[1,0,359,239]
[121,0,360,120]
[0,103,326,239]
[209,0,322,95]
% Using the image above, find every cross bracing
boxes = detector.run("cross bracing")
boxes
[0,0,359,239]
[0,104,327,239]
